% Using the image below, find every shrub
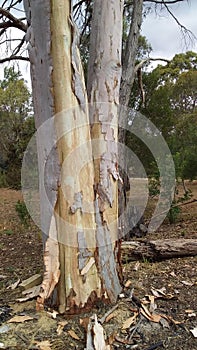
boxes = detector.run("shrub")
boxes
[15,200,31,227]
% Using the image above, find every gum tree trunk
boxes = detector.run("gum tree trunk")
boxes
[119,0,144,237]
[87,0,124,299]
[24,0,123,312]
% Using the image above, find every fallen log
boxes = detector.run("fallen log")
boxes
[121,239,197,262]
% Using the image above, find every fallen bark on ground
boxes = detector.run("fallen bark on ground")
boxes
[121,239,197,262]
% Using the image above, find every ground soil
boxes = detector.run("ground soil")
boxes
[0,182,196,350]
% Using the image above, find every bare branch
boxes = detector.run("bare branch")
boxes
[124,0,185,8]
[3,0,23,12]
[73,0,86,12]
[1,0,7,8]
[80,6,92,39]
[0,28,6,36]
[12,34,25,55]
[161,0,197,46]
[0,20,14,29]
[142,0,196,49]
[0,7,27,32]
[143,0,185,3]
[11,7,25,14]
[0,55,29,63]
[135,57,170,72]
[134,57,170,106]
[0,37,22,44]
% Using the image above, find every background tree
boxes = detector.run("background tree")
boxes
[0,66,34,188]
[127,51,197,182]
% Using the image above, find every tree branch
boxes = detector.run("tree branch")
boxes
[0,7,27,32]
[143,0,185,3]
[2,0,23,13]
[0,28,6,36]
[134,57,170,107]
[124,0,185,8]
[0,20,14,29]
[0,38,22,44]
[1,0,8,9]
[143,0,196,47]
[135,57,170,72]
[161,1,197,46]
[0,55,29,63]
[12,34,26,56]
[73,0,86,12]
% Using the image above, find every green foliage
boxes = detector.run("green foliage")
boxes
[148,177,160,197]
[136,35,152,61]
[15,200,31,228]
[167,201,181,224]
[0,66,35,189]
[167,185,192,224]
[158,51,197,82]
[0,171,7,188]
[128,51,197,182]
[169,112,197,181]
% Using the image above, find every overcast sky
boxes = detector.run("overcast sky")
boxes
[141,0,197,68]
[0,0,197,87]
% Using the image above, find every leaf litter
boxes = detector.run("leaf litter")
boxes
[0,185,197,349]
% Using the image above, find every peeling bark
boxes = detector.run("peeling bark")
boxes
[86,315,110,350]
[23,0,60,239]
[50,0,102,312]
[118,0,144,237]
[24,0,99,312]
[36,215,60,311]
[87,0,124,301]
[24,0,124,312]
[120,0,144,108]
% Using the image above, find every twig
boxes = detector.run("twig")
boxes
[143,0,185,3]
[151,198,197,221]
[99,304,119,324]
[129,315,143,340]
[161,0,197,46]
[0,55,29,63]
[15,331,29,344]
[143,341,164,350]
[12,34,26,56]
[0,7,27,32]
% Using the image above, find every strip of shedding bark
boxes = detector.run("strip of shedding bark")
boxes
[86,314,110,350]
[36,215,60,311]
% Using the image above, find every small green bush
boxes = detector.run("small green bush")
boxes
[15,200,31,227]
[148,177,160,197]
[0,171,8,188]
[167,202,181,224]
[167,189,193,224]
